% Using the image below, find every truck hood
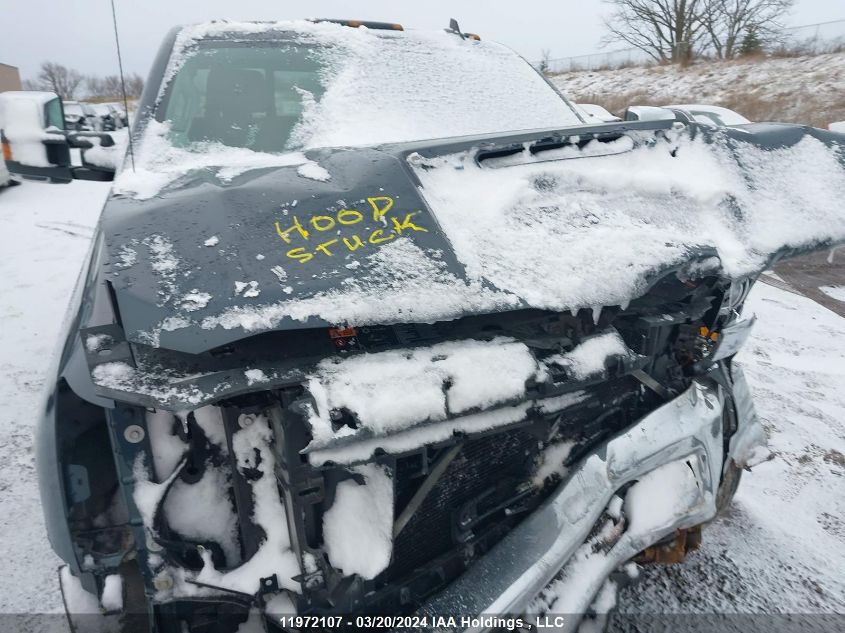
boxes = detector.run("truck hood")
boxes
[97,121,845,355]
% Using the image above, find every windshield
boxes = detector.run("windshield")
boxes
[162,42,322,151]
[158,26,583,152]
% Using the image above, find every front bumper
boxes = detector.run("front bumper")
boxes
[415,370,763,631]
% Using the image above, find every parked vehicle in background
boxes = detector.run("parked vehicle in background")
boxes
[624,104,750,128]
[574,103,621,123]
[830,121,845,133]
[664,104,751,127]
[0,90,117,182]
[90,103,123,131]
[101,101,129,127]
[62,101,99,131]
[622,105,677,122]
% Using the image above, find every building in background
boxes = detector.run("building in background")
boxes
[0,64,22,92]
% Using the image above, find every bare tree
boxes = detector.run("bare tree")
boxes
[602,0,711,63]
[85,75,106,97]
[30,62,84,100]
[702,0,793,59]
[125,73,144,99]
[539,48,552,73]
[84,73,144,100]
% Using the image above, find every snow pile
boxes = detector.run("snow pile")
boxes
[305,337,539,444]
[412,129,845,312]
[545,331,634,380]
[59,566,101,614]
[309,404,532,466]
[322,464,394,579]
[297,162,331,182]
[100,574,123,612]
[163,466,241,566]
[194,415,300,593]
[234,281,260,298]
[533,440,576,486]
[112,120,310,200]
[624,459,706,535]
[85,333,113,353]
[244,369,269,385]
[820,285,845,301]
[180,290,212,312]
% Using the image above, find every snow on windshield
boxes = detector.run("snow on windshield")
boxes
[114,21,581,199]
[285,25,582,148]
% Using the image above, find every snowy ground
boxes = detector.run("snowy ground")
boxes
[551,51,845,129]
[0,179,843,627]
[0,179,108,626]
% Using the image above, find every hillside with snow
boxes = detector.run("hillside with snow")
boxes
[551,51,845,129]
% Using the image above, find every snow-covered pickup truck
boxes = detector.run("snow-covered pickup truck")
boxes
[34,19,845,633]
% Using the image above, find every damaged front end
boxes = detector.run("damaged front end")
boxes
[41,256,767,632]
[37,22,845,630]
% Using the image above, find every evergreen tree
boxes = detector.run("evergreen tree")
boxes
[740,27,764,57]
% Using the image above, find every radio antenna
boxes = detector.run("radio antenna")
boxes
[110,0,135,171]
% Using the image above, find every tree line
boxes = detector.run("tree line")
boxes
[22,61,143,102]
[602,0,794,64]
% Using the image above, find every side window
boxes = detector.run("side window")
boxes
[44,98,65,131]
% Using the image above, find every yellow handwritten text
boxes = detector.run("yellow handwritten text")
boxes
[273,195,428,264]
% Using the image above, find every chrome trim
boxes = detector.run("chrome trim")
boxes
[416,379,726,630]
[727,363,768,467]
[711,312,756,361]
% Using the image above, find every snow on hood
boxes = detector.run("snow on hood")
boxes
[411,128,845,311]
[109,125,845,353]
[113,120,311,199]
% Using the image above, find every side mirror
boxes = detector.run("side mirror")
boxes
[0,93,116,184]
[623,106,678,123]
[67,132,118,182]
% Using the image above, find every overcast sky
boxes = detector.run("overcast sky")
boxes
[2,0,841,81]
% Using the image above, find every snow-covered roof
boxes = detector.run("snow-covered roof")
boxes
[0,90,58,105]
